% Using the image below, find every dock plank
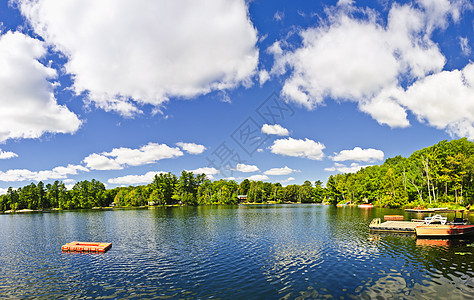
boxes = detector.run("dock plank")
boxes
[370,221,422,233]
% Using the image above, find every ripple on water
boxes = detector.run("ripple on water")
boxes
[2,206,474,299]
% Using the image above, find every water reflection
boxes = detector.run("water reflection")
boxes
[1,205,474,298]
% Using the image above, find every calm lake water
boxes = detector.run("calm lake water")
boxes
[1,204,474,299]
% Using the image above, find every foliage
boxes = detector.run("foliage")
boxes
[327,138,474,208]
[2,138,471,211]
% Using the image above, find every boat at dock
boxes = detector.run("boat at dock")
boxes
[358,203,373,208]
[336,201,351,207]
[415,225,474,237]
[371,210,474,237]
[415,210,474,237]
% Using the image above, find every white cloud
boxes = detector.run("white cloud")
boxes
[264,166,300,176]
[176,142,207,155]
[358,86,410,128]
[82,154,122,171]
[417,0,468,33]
[234,163,259,173]
[106,143,182,166]
[0,164,88,182]
[398,62,474,139]
[83,143,183,170]
[186,167,220,175]
[0,31,81,142]
[108,171,165,185]
[280,177,295,185]
[332,147,384,162]
[218,92,232,104]
[18,0,259,117]
[459,36,471,56]
[271,1,474,135]
[326,162,371,173]
[337,0,354,6]
[0,188,8,195]
[258,70,270,86]
[257,148,264,153]
[270,137,325,160]
[0,150,18,160]
[274,11,284,21]
[261,124,290,136]
[246,174,269,181]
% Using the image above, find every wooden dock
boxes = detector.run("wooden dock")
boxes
[369,219,422,233]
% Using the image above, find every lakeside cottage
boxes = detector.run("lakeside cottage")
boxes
[237,195,247,201]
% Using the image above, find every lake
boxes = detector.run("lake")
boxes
[1,204,474,299]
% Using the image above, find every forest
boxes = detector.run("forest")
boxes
[0,172,324,211]
[326,138,474,208]
[0,138,473,211]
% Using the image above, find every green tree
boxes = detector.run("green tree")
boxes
[298,180,314,203]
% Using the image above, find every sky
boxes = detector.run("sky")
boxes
[0,0,473,193]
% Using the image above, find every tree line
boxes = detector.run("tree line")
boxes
[1,138,472,211]
[0,180,117,211]
[326,138,474,208]
[0,171,326,211]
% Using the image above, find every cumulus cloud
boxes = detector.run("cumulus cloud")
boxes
[234,163,259,173]
[0,188,8,195]
[270,137,325,160]
[17,0,259,116]
[82,154,122,171]
[83,143,183,170]
[108,171,165,185]
[398,62,474,139]
[417,0,469,33]
[263,166,300,176]
[261,124,290,136]
[0,164,88,182]
[0,31,81,142]
[186,167,220,175]
[271,1,474,138]
[246,174,269,181]
[325,162,371,173]
[0,150,18,160]
[176,142,207,155]
[332,147,384,162]
[280,177,295,184]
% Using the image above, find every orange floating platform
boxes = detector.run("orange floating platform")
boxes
[62,241,112,253]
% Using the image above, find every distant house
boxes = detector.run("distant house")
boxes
[237,195,247,201]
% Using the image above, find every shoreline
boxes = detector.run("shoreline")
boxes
[1,202,471,214]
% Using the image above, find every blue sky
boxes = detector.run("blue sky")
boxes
[0,0,473,193]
